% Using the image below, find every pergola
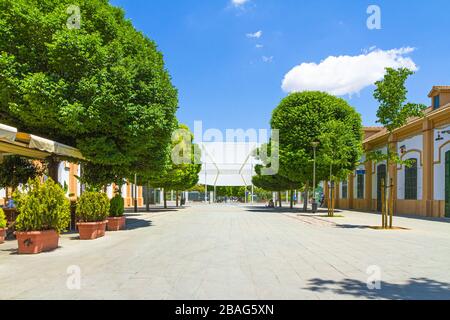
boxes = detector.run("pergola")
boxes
[0,123,84,223]
[198,142,261,202]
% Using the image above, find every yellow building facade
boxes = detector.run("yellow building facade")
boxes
[330,86,450,218]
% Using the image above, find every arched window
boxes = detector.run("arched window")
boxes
[404,159,418,200]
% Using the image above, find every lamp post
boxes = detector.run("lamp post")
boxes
[311,141,320,213]
[204,163,208,203]
[134,173,138,213]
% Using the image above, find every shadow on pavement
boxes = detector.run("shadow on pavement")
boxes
[333,224,372,229]
[125,207,183,214]
[305,277,450,300]
[347,210,450,224]
[244,206,342,215]
[125,218,153,230]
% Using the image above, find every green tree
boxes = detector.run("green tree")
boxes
[318,120,363,216]
[271,91,363,210]
[252,164,300,208]
[0,0,178,180]
[0,156,45,199]
[150,124,201,208]
[369,68,427,228]
[76,162,127,192]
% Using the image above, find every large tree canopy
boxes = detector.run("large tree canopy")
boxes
[0,0,178,175]
[271,91,363,186]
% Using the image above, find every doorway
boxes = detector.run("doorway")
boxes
[446,151,450,218]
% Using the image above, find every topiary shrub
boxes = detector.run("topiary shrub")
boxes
[0,208,7,229]
[109,194,125,217]
[76,192,110,222]
[14,178,71,233]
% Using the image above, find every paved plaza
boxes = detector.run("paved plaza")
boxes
[1,204,450,300]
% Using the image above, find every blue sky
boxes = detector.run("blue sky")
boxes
[110,0,450,135]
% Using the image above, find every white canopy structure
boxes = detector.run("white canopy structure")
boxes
[0,123,84,161]
[198,142,261,187]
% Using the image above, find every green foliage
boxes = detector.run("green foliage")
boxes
[0,0,178,178]
[77,162,127,191]
[109,194,124,217]
[76,191,110,222]
[318,120,363,181]
[252,163,300,192]
[150,124,202,192]
[271,91,363,184]
[253,187,273,201]
[14,178,71,232]
[0,208,6,229]
[212,186,248,199]
[0,156,44,192]
[372,68,427,166]
[374,68,427,133]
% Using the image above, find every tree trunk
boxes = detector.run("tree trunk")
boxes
[331,180,336,217]
[290,190,294,209]
[303,182,309,212]
[146,185,150,212]
[389,178,394,228]
[328,182,332,217]
[47,157,59,183]
[163,190,167,209]
[277,191,282,207]
[176,191,179,207]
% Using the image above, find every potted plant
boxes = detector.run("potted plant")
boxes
[76,191,110,240]
[13,178,71,254]
[0,208,7,244]
[107,194,126,231]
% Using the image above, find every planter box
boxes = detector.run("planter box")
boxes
[107,216,126,231]
[16,230,59,254]
[77,221,107,240]
[0,228,6,244]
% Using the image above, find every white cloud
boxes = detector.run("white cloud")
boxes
[231,0,250,7]
[246,30,262,39]
[256,44,264,49]
[281,47,418,96]
[262,56,273,63]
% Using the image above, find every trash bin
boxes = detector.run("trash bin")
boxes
[312,201,318,213]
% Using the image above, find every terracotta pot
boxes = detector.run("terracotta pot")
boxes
[0,228,7,244]
[107,216,126,231]
[15,230,59,254]
[77,221,107,240]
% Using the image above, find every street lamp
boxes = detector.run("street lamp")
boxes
[311,141,320,213]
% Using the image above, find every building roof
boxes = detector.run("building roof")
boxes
[363,102,450,146]
[428,86,450,97]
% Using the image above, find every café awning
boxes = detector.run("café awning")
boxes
[0,123,84,161]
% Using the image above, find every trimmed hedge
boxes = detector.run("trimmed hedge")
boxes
[76,192,110,222]
[109,194,124,217]
[14,178,71,233]
[0,208,6,229]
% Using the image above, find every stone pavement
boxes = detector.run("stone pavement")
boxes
[0,204,449,300]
